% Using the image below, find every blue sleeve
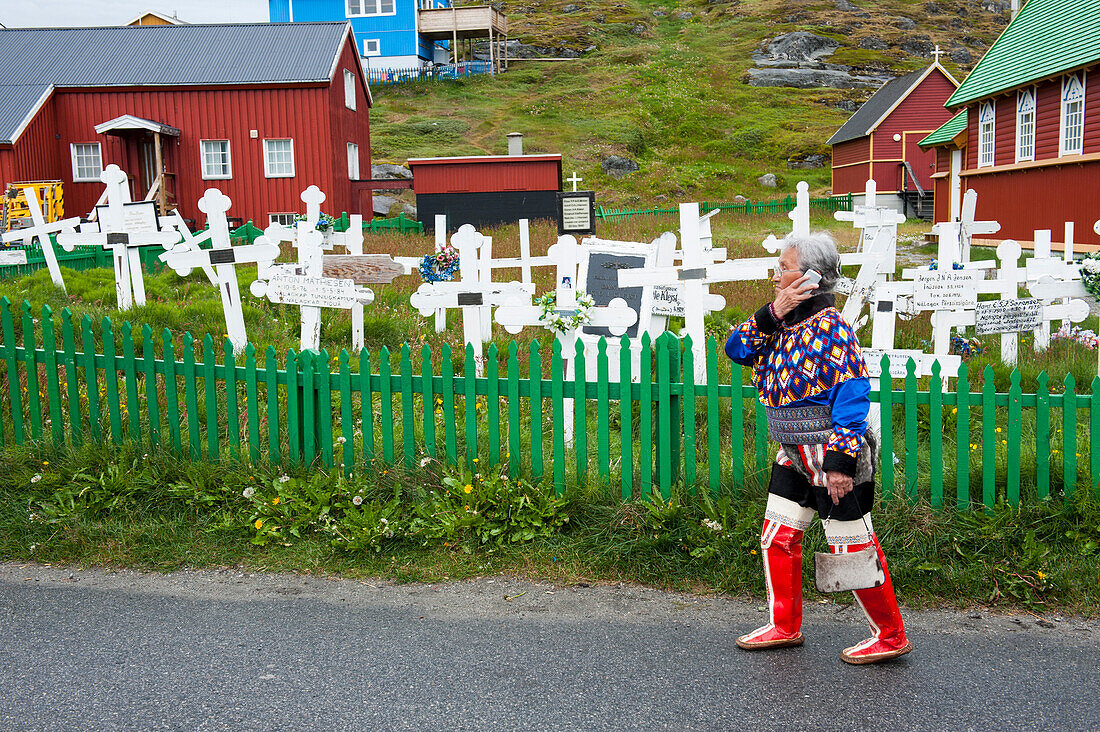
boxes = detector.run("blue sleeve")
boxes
[725,304,781,366]
[827,377,870,458]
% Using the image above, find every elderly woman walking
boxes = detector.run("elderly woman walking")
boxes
[724,231,912,665]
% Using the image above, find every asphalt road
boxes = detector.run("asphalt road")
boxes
[0,564,1096,732]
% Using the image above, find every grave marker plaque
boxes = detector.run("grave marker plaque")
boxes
[974,298,1045,335]
[913,271,980,310]
[558,191,596,235]
[0,250,29,266]
[95,201,160,234]
[580,251,646,338]
[264,273,362,309]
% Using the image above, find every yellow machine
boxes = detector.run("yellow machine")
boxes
[1,181,65,233]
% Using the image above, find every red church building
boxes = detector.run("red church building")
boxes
[0,22,371,227]
[827,61,959,219]
[920,0,1100,249]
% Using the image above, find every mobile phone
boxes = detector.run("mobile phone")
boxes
[803,269,822,286]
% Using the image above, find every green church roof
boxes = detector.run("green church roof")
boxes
[946,0,1100,108]
[919,110,968,148]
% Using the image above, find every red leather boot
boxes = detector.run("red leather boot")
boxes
[737,519,806,650]
[830,530,913,665]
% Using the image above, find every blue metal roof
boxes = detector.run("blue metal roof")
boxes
[0,22,351,144]
[0,84,53,147]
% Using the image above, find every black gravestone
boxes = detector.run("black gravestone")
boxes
[581,252,646,338]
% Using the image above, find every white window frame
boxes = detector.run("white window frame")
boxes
[344,69,357,110]
[70,142,103,182]
[347,0,395,17]
[199,139,233,180]
[978,101,996,168]
[268,213,296,226]
[263,138,295,178]
[347,143,360,181]
[362,38,380,56]
[1060,72,1086,157]
[1015,89,1035,163]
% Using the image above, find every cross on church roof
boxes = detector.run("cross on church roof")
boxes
[932,45,944,63]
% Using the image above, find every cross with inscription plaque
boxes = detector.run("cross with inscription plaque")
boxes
[159,191,280,354]
[249,227,376,351]
[495,234,637,443]
[56,165,179,310]
[321,213,406,351]
[618,203,769,382]
[0,186,80,291]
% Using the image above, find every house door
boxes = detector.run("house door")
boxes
[949,149,962,221]
[139,136,157,200]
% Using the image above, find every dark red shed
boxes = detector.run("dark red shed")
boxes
[408,154,563,230]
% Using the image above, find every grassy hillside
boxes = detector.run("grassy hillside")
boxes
[370,0,1007,206]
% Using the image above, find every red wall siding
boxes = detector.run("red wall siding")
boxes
[327,39,372,218]
[964,160,1100,248]
[2,96,61,189]
[831,137,870,166]
[52,85,341,225]
[830,138,870,195]
[965,103,977,169]
[1032,81,1061,160]
[831,162,872,196]
[874,70,957,149]
[994,94,1016,166]
[1085,69,1100,154]
[410,158,561,195]
[932,176,950,222]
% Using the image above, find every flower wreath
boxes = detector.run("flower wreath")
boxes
[295,212,337,232]
[536,291,595,334]
[418,241,460,283]
[928,259,965,271]
[949,334,984,360]
[1080,252,1100,299]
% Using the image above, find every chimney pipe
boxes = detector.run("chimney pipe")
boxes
[507,132,523,156]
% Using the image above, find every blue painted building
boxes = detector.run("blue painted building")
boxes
[268,0,450,68]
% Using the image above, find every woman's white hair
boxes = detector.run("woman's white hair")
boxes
[780,231,841,293]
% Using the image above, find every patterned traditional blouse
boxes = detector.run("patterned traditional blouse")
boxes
[725,294,869,472]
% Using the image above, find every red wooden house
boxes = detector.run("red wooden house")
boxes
[920,0,1100,250]
[0,22,371,227]
[827,61,959,219]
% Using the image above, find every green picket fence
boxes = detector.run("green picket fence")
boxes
[1,297,1096,509]
[329,212,424,235]
[595,193,853,222]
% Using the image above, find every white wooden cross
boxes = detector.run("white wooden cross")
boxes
[566,172,583,192]
[321,213,406,351]
[494,234,637,444]
[250,260,376,351]
[763,180,813,254]
[409,224,530,374]
[56,165,178,310]
[833,179,907,326]
[617,203,769,382]
[158,192,280,354]
[0,187,80,290]
[934,188,1001,266]
[495,235,637,351]
[294,187,335,348]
